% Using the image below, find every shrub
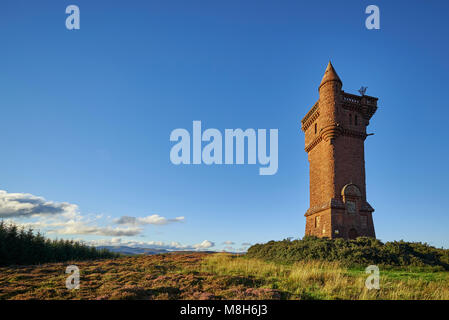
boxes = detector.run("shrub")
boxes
[246,236,449,270]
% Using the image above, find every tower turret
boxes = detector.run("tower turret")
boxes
[318,61,343,143]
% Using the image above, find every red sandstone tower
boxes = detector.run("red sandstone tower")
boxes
[301,62,377,239]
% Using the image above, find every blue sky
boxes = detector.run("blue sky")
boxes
[1,0,448,250]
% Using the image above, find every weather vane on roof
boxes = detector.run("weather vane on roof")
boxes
[358,86,368,96]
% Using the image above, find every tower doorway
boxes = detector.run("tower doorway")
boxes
[348,228,358,239]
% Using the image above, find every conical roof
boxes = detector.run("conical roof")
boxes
[319,61,342,88]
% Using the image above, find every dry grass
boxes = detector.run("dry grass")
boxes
[202,254,449,300]
[0,252,448,300]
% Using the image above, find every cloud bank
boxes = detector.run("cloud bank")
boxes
[115,215,184,226]
[1,189,218,252]
[85,238,215,251]
[0,190,77,218]
[0,190,184,238]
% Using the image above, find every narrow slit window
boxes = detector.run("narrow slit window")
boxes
[349,114,352,125]
[314,123,317,134]
[355,115,358,126]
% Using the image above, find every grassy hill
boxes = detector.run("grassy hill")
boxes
[1,252,448,300]
[1,226,448,300]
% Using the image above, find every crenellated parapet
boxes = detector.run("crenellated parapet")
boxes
[341,91,377,121]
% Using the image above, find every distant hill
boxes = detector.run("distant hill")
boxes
[96,246,170,255]
[96,246,223,255]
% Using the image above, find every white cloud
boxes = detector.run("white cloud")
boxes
[242,242,252,246]
[1,190,196,245]
[51,220,142,236]
[9,219,142,237]
[192,240,215,250]
[0,190,78,218]
[0,190,184,238]
[111,237,122,244]
[223,240,235,245]
[115,214,184,226]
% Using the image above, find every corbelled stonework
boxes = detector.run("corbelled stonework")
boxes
[301,62,377,239]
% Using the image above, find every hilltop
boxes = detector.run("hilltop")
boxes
[1,252,448,300]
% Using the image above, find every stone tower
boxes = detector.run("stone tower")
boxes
[300,62,377,239]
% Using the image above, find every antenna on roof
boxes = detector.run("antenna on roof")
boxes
[358,86,368,96]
